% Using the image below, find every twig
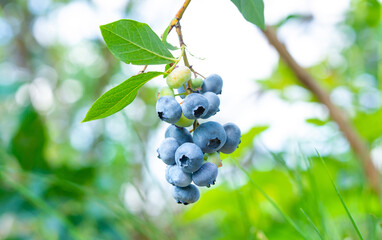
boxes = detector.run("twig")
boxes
[138,65,147,74]
[168,0,192,34]
[175,22,198,84]
[261,26,380,194]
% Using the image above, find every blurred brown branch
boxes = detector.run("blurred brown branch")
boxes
[262,26,380,194]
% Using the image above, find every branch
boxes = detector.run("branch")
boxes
[140,0,192,76]
[261,26,380,194]
[168,0,192,34]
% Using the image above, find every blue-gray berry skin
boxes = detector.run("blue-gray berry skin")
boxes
[165,125,193,145]
[176,84,188,99]
[219,123,241,154]
[175,143,204,173]
[157,138,179,165]
[192,162,218,187]
[201,74,223,94]
[181,93,209,119]
[166,165,192,187]
[193,121,227,153]
[201,92,220,119]
[172,184,200,205]
[156,96,182,124]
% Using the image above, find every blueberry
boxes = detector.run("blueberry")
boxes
[157,138,179,165]
[201,74,223,94]
[175,143,204,173]
[219,123,241,154]
[166,165,192,187]
[201,92,220,119]
[206,152,222,168]
[192,162,218,187]
[174,113,194,128]
[165,125,193,145]
[167,66,191,89]
[181,93,209,119]
[193,121,227,153]
[156,96,181,124]
[176,83,189,99]
[172,184,200,204]
[191,78,203,89]
[159,86,174,97]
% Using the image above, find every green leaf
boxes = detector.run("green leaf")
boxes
[306,118,328,126]
[100,20,176,65]
[162,25,179,51]
[231,0,265,30]
[82,72,163,122]
[10,106,48,171]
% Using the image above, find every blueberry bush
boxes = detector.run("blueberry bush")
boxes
[80,1,256,205]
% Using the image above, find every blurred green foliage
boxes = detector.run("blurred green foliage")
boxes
[0,0,381,239]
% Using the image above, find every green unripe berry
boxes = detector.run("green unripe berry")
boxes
[206,152,222,168]
[166,66,191,89]
[159,86,174,97]
[174,113,194,127]
[191,78,203,89]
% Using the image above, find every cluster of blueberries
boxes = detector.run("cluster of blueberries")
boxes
[156,66,241,205]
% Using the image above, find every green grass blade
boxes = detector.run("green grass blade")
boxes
[234,158,309,239]
[316,150,364,240]
[300,208,325,240]
[300,148,330,238]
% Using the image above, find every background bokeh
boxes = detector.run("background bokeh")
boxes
[0,0,381,239]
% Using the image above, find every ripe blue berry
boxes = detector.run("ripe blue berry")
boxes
[175,143,204,173]
[167,66,191,89]
[193,121,227,153]
[181,93,209,119]
[157,138,179,165]
[219,123,241,154]
[201,92,220,119]
[165,125,193,145]
[192,162,218,187]
[172,184,200,205]
[176,83,188,99]
[156,96,181,124]
[166,165,192,187]
[201,74,223,94]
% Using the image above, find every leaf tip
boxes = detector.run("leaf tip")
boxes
[81,117,90,123]
[81,112,95,123]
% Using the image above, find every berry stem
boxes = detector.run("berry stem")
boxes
[165,45,186,74]
[139,65,147,74]
[192,119,199,132]
[175,23,196,90]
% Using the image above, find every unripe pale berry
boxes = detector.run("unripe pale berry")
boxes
[206,152,222,168]
[191,78,203,89]
[159,86,174,97]
[175,113,194,128]
[166,66,191,89]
